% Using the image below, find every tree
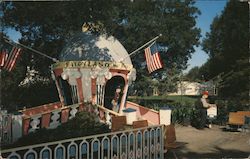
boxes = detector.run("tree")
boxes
[1,0,200,108]
[0,33,27,111]
[184,66,201,82]
[202,0,249,102]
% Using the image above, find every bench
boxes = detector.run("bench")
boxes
[111,116,127,132]
[228,111,250,130]
[237,111,250,118]
[132,120,148,129]
[228,112,245,125]
[132,120,148,134]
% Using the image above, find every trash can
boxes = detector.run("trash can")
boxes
[122,108,137,125]
[159,107,172,125]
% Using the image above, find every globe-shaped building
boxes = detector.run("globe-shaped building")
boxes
[52,32,136,113]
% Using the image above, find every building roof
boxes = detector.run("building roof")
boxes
[59,32,132,65]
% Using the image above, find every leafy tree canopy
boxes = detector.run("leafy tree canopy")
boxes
[183,66,201,82]
[201,0,249,102]
[1,0,200,108]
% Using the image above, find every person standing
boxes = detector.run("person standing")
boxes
[111,86,122,113]
[200,91,215,128]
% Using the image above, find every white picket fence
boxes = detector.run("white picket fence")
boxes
[2,125,164,159]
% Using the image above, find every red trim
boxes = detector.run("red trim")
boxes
[61,108,70,123]
[53,69,63,77]
[109,69,129,75]
[41,112,51,128]
[91,78,96,104]
[76,78,84,102]
[54,79,65,106]
[23,118,30,135]
[78,103,84,111]
[110,72,127,82]
[21,102,62,116]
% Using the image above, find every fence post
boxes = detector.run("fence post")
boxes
[12,113,23,143]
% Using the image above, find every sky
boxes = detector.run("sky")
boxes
[6,1,228,72]
[185,0,227,73]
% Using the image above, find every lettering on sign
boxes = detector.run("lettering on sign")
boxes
[52,61,132,70]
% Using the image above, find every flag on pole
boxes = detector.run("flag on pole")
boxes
[8,47,22,71]
[144,42,163,73]
[1,45,22,71]
[0,49,8,67]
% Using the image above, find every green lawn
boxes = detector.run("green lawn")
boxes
[128,95,198,105]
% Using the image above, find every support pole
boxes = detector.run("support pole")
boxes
[119,34,162,62]
[0,69,2,158]
[248,1,250,103]
[0,1,4,157]
[3,37,59,63]
[0,69,2,110]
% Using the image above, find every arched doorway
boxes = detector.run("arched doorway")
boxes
[104,76,125,112]
[57,77,73,106]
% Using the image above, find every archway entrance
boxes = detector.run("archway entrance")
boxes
[104,76,125,112]
[57,77,73,106]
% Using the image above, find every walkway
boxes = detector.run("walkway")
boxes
[166,125,250,158]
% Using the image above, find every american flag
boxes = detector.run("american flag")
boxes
[0,49,8,67]
[1,46,22,71]
[144,43,163,73]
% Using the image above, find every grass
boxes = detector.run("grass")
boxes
[128,95,198,105]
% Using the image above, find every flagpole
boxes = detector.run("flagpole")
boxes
[3,37,59,63]
[0,2,3,157]
[119,34,162,62]
[0,69,2,109]
[0,70,1,159]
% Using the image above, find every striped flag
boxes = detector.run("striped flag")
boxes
[3,46,22,71]
[0,49,8,67]
[144,43,163,73]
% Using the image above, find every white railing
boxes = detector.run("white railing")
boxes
[0,111,12,145]
[2,125,164,159]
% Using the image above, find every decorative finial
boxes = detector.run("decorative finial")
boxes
[82,23,89,32]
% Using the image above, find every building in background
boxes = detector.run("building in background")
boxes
[169,81,217,96]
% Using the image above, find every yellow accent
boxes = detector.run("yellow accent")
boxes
[82,23,89,32]
[52,60,133,70]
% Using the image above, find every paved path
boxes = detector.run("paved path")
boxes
[166,125,250,158]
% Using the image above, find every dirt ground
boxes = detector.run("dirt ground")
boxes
[165,124,250,158]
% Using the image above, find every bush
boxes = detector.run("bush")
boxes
[170,102,195,125]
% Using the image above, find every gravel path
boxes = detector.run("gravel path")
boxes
[165,125,250,158]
